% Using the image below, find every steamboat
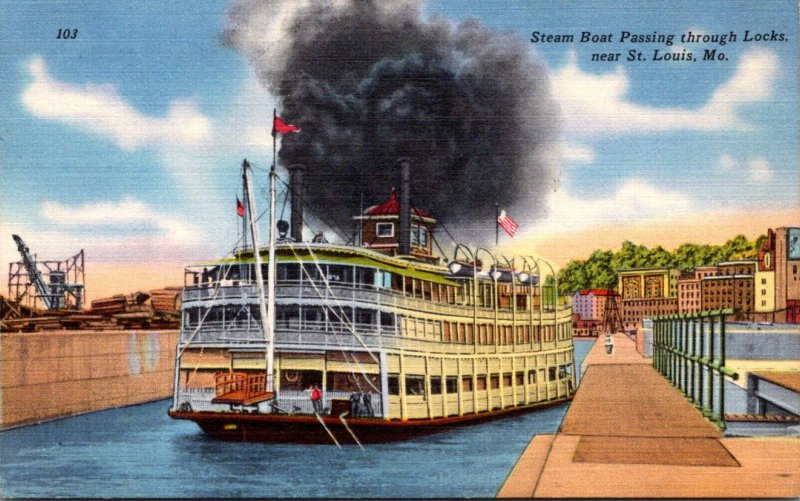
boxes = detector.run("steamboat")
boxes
[168,157,576,444]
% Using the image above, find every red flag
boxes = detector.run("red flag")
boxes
[273,116,301,135]
[497,209,519,237]
[236,197,245,217]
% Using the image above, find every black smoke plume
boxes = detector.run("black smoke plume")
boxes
[226,0,560,242]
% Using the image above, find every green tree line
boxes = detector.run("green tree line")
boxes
[557,234,766,296]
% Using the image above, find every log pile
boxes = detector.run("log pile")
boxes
[1,287,182,332]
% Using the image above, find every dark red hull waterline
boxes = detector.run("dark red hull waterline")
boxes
[168,397,571,444]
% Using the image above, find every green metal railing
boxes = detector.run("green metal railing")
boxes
[652,309,738,430]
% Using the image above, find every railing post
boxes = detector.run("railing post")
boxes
[719,311,726,428]
[689,318,696,404]
[669,316,675,383]
[708,317,715,419]
[699,315,705,412]
[681,318,692,395]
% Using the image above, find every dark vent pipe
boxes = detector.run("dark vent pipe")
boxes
[288,164,305,242]
[398,157,411,255]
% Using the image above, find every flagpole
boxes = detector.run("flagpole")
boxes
[495,202,499,246]
[265,108,278,394]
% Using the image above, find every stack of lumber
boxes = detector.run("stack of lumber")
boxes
[90,292,151,316]
[2,309,117,332]
[149,287,181,313]
[1,287,183,332]
[146,287,182,329]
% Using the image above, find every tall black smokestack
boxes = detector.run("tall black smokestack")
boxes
[288,164,305,242]
[398,157,411,255]
[226,1,560,243]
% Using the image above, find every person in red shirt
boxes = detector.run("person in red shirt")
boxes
[309,384,323,414]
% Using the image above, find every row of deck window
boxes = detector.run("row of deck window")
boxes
[386,366,572,397]
[190,263,554,311]
[184,304,572,344]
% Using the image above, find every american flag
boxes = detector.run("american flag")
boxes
[497,209,519,237]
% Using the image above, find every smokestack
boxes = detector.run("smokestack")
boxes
[398,157,411,255]
[288,164,305,242]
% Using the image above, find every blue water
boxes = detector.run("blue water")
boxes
[1,340,593,498]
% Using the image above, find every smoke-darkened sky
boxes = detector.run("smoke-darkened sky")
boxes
[226,0,560,239]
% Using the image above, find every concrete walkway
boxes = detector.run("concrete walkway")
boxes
[497,333,800,498]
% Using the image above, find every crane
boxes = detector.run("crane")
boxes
[9,234,83,310]
[12,234,60,309]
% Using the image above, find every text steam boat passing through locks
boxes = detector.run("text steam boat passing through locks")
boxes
[168,155,576,444]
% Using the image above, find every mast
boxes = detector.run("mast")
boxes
[266,162,277,394]
[266,108,279,394]
[242,159,274,394]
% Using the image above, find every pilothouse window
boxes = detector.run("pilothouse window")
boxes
[411,224,428,246]
[376,222,394,238]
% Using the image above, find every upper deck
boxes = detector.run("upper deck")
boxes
[179,242,572,352]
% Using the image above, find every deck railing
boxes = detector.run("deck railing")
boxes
[214,372,268,400]
[652,308,738,430]
[182,283,573,323]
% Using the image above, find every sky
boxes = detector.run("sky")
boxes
[1,0,797,300]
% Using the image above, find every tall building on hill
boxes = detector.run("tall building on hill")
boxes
[758,227,800,323]
[619,226,800,329]
[618,268,680,332]
[678,265,717,315]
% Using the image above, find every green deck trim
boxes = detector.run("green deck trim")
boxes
[189,247,461,286]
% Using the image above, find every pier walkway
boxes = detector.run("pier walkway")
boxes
[498,333,800,498]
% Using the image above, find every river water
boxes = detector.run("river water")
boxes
[1,340,593,498]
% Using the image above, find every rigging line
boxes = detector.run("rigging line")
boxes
[284,243,382,393]
[300,241,382,366]
[305,238,380,364]
[285,242,370,354]
[187,345,205,388]
[314,410,342,448]
[338,412,365,450]
[435,218,460,250]
[177,264,236,358]
[278,184,289,222]
[275,175,350,243]
[275,176,351,244]
[431,233,449,261]
[327,322,381,395]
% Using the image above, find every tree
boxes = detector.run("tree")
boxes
[556,233,763,296]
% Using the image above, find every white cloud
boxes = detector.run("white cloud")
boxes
[561,141,596,164]
[717,154,737,171]
[715,154,773,183]
[40,197,200,244]
[552,48,779,137]
[532,179,694,234]
[747,158,773,182]
[21,57,211,151]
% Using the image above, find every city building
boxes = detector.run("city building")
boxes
[571,289,619,336]
[618,267,681,300]
[756,227,800,323]
[618,268,680,332]
[700,274,754,318]
[677,266,717,315]
[698,260,756,319]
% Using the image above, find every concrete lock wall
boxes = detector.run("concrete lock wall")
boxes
[0,329,179,429]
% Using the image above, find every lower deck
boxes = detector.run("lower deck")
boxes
[175,344,576,421]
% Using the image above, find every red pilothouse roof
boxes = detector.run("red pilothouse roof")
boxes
[363,190,432,218]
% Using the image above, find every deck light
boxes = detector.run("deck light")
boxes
[448,261,462,275]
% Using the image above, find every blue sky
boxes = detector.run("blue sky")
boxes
[1,0,797,272]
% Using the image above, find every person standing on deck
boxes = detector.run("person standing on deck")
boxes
[310,384,323,415]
